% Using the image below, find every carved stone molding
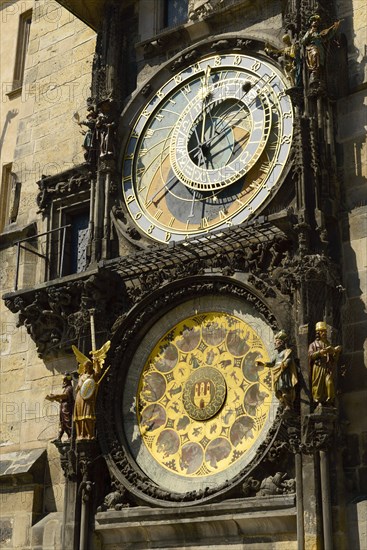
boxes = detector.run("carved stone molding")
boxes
[3,270,128,358]
[188,0,222,21]
[110,220,341,304]
[270,251,341,298]
[302,407,337,453]
[53,440,77,481]
[36,164,94,215]
[95,278,302,507]
[111,222,295,300]
[3,216,341,357]
[97,478,132,511]
[76,439,101,479]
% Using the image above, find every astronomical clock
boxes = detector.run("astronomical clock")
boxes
[121,51,293,243]
[2,0,353,546]
[101,288,281,504]
[97,43,296,506]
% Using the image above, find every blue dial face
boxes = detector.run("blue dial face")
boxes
[122,53,294,244]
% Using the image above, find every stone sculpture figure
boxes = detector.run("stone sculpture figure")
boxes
[72,340,111,439]
[188,0,223,21]
[301,15,341,85]
[46,375,74,442]
[77,108,97,162]
[257,472,287,496]
[309,321,341,407]
[256,331,298,410]
[96,99,116,159]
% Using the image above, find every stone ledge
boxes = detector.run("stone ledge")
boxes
[95,496,296,548]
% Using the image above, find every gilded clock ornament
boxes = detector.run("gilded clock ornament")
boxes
[182,366,227,421]
[133,312,273,480]
[122,52,294,243]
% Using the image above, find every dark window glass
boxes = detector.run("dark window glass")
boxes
[70,212,90,274]
[13,10,32,90]
[164,0,188,28]
[0,163,12,231]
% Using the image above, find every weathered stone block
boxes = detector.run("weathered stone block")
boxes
[12,512,31,548]
[24,360,55,382]
[13,141,35,160]
[57,8,76,29]
[16,129,32,146]
[0,369,26,394]
[20,416,58,446]
[342,296,367,323]
[36,52,72,80]
[0,518,13,547]
[339,352,367,392]
[39,24,75,51]
[348,207,367,240]
[340,390,367,429]
[72,38,96,63]
[28,37,40,55]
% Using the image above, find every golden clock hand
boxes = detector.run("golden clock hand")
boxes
[199,65,212,100]
[202,78,255,143]
[213,109,250,140]
[148,173,179,204]
[200,108,251,154]
[192,125,207,167]
[207,118,249,156]
[200,66,212,145]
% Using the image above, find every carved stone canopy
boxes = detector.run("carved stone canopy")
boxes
[3,269,128,358]
[36,164,94,215]
[3,217,342,357]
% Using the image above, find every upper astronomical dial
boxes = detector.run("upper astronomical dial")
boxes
[122,53,294,243]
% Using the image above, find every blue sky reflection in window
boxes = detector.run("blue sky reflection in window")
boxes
[165,0,188,27]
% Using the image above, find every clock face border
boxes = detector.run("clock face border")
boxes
[123,295,278,494]
[120,48,294,244]
[98,279,281,505]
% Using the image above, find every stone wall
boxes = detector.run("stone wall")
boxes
[0,0,366,548]
[336,2,367,547]
[0,0,24,174]
[0,1,95,548]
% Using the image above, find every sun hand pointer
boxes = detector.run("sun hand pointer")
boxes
[148,174,179,204]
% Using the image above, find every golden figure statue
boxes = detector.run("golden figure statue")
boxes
[309,322,341,407]
[72,341,111,439]
[265,35,301,87]
[256,331,298,410]
[301,15,341,84]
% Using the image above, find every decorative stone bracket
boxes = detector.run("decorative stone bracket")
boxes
[302,406,337,452]
[3,270,128,358]
[36,164,94,215]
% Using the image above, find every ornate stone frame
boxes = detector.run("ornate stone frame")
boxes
[97,276,297,506]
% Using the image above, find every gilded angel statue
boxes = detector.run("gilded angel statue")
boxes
[72,341,111,439]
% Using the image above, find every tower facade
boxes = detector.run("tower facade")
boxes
[0,1,366,548]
